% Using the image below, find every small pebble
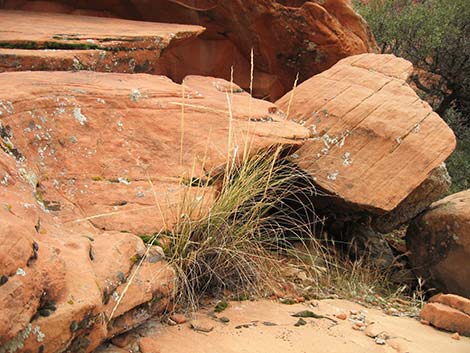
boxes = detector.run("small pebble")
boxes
[352,323,365,331]
[375,337,386,345]
[385,308,399,316]
[451,332,460,340]
[294,318,307,327]
[170,313,187,325]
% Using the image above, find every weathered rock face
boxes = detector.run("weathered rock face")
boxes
[0,136,175,352]
[407,190,470,298]
[0,71,308,352]
[0,0,375,100]
[276,54,456,232]
[0,9,204,73]
[421,294,470,336]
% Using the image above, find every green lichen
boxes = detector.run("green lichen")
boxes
[0,324,33,353]
[0,40,100,51]
[214,300,228,313]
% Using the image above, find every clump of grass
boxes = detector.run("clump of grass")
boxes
[144,147,322,310]
[324,259,426,316]
[283,239,427,316]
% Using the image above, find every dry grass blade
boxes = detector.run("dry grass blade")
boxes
[285,72,299,120]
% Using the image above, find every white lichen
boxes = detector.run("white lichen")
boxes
[130,88,142,102]
[0,100,15,115]
[0,173,10,186]
[118,177,130,185]
[342,152,353,166]
[412,123,421,133]
[310,124,318,135]
[32,326,45,342]
[73,108,87,125]
[112,291,120,302]
[327,171,339,181]
[72,57,83,71]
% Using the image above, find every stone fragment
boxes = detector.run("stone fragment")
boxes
[420,302,470,336]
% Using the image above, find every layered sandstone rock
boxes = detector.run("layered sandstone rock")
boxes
[0,71,308,352]
[0,0,375,100]
[421,294,470,336]
[276,54,456,233]
[0,9,204,73]
[407,189,470,297]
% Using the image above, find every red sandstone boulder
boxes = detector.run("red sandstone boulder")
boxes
[0,0,375,100]
[276,54,455,234]
[421,294,470,336]
[0,71,308,352]
[407,190,470,297]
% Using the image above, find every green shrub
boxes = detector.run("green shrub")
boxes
[445,108,470,193]
[354,0,469,117]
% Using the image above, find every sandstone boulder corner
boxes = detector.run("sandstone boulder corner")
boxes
[407,189,470,298]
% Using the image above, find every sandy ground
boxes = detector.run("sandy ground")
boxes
[99,299,470,353]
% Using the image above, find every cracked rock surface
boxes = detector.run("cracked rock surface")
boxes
[276,53,456,229]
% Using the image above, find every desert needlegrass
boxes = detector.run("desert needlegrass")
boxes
[147,147,322,310]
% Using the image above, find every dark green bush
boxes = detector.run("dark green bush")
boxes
[354,0,469,117]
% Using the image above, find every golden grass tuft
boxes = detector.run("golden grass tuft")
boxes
[143,147,322,310]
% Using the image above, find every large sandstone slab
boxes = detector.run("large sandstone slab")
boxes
[0,70,308,352]
[407,189,470,297]
[0,9,204,73]
[0,70,308,233]
[276,54,456,226]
